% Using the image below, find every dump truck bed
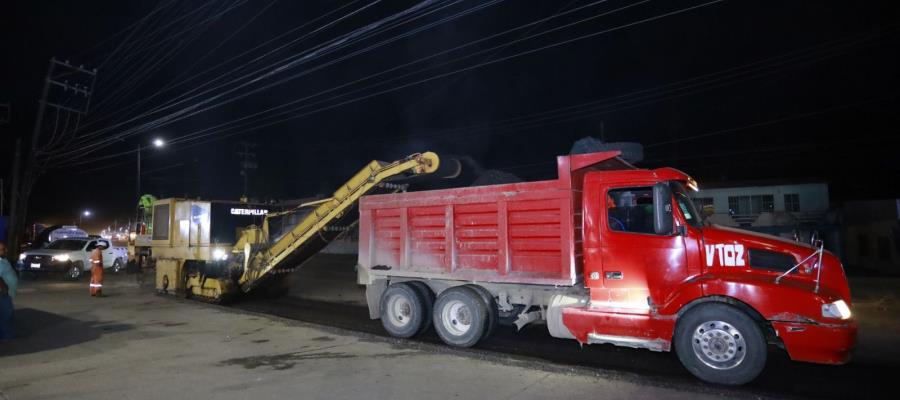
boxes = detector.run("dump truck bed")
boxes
[358,151,632,286]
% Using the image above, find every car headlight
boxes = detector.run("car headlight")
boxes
[822,299,852,320]
[212,248,229,261]
[52,254,71,262]
[19,253,26,261]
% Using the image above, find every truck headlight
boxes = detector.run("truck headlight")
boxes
[212,248,229,261]
[52,254,71,262]
[19,253,26,261]
[822,299,851,320]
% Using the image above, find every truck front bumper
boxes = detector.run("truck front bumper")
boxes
[772,319,857,365]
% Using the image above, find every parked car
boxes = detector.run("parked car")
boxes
[18,238,128,280]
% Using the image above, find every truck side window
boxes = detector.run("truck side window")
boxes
[86,241,97,251]
[607,187,656,234]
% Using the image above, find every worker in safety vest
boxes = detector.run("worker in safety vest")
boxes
[90,242,106,297]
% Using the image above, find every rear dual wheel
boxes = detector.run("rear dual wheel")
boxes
[462,284,498,343]
[433,286,490,348]
[380,282,433,338]
[380,283,497,348]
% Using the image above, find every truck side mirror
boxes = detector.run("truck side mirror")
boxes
[653,183,674,235]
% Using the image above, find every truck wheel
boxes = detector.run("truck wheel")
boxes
[464,284,498,342]
[380,282,428,338]
[66,262,83,281]
[433,286,488,348]
[675,303,767,385]
[406,281,435,334]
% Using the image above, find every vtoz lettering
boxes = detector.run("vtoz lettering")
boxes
[704,244,745,267]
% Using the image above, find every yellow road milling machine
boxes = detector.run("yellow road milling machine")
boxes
[151,152,441,303]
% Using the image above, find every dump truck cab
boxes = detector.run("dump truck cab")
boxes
[572,165,856,367]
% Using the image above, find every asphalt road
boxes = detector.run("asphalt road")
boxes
[231,254,900,399]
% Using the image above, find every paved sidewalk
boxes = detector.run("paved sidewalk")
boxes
[0,276,716,400]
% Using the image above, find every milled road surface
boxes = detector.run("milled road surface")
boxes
[240,253,900,399]
[4,254,898,399]
[1,274,715,400]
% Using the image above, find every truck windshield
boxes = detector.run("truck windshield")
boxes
[45,239,87,250]
[672,182,702,228]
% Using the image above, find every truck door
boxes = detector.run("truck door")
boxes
[597,185,688,311]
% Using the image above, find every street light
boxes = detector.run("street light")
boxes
[137,137,165,199]
[135,138,165,237]
[79,210,91,226]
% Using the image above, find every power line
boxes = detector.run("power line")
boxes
[68,0,615,155]
[645,93,897,148]
[95,1,219,88]
[161,0,730,148]
[62,0,731,167]
[53,0,478,159]
[61,0,397,151]
[65,15,890,168]
[78,0,365,133]
[91,0,244,113]
[73,0,180,62]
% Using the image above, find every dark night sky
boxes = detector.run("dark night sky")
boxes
[2,0,899,232]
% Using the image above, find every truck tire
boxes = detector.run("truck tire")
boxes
[66,262,84,281]
[433,286,488,348]
[463,284,498,342]
[380,282,429,338]
[675,303,767,385]
[406,281,435,334]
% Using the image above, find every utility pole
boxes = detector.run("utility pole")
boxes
[8,58,96,260]
[235,141,257,202]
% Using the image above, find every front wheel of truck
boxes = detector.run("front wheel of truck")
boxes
[675,303,767,385]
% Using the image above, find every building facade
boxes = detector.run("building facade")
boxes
[692,182,839,254]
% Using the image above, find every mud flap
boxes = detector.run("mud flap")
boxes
[366,279,387,319]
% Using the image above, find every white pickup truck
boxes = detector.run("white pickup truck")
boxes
[19,237,129,280]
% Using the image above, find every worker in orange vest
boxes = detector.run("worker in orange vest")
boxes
[90,242,106,297]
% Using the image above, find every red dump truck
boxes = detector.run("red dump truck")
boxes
[356,151,856,385]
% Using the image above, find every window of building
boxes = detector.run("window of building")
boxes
[693,197,714,212]
[878,236,891,261]
[607,187,656,234]
[784,193,800,212]
[858,234,869,258]
[727,195,774,214]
